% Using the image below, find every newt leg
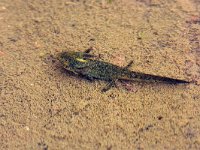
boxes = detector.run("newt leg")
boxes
[85,75,95,82]
[83,47,97,58]
[83,53,96,58]
[84,47,102,60]
[101,79,118,92]
[84,47,93,53]
[124,61,133,69]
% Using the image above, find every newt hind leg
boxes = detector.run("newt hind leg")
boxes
[101,79,118,92]
[101,61,133,92]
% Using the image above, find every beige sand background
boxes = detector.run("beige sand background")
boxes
[0,0,200,149]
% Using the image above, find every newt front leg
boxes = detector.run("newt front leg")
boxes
[101,79,118,92]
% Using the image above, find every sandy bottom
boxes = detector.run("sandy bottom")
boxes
[1,0,200,149]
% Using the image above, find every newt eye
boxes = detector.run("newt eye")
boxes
[58,58,69,67]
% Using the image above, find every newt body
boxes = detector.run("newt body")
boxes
[57,49,189,92]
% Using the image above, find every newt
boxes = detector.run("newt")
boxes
[57,48,189,92]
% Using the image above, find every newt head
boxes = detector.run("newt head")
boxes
[56,51,71,68]
[57,51,90,69]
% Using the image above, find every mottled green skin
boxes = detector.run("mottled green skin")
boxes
[57,51,132,81]
[57,51,189,88]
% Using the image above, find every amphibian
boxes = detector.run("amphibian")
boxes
[57,48,189,92]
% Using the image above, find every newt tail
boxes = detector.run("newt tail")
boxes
[130,71,189,84]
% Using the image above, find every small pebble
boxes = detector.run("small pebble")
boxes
[25,126,30,131]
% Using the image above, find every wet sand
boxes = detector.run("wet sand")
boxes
[1,0,200,149]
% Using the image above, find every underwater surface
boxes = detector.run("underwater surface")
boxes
[1,0,200,149]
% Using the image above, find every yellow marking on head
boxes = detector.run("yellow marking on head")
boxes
[76,58,88,62]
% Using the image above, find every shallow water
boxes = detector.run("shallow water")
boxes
[1,0,200,149]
